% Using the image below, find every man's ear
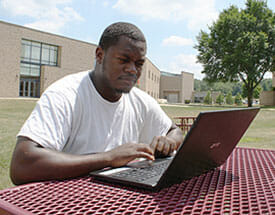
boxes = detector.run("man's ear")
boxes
[95,47,104,64]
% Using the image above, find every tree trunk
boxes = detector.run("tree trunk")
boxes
[247,88,253,107]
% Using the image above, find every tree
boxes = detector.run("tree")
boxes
[195,0,275,107]
[232,82,243,96]
[204,91,212,104]
[235,93,243,105]
[212,81,233,95]
[242,83,262,99]
[216,93,224,105]
[226,92,234,105]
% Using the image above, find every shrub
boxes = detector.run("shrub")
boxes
[235,93,243,105]
[204,91,212,104]
[226,92,234,105]
[216,93,224,105]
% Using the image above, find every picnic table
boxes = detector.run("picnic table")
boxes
[0,147,274,214]
[174,116,197,134]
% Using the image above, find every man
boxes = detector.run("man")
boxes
[10,22,183,185]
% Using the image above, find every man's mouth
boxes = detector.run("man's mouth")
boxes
[119,75,137,85]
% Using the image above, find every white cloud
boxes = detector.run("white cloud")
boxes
[1,0,83,33]
[168,53,204,80]
[162,36,193,47]
[113,0,218,30]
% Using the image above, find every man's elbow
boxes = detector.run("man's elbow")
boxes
[10,139,36,185]
[10,160,25,185]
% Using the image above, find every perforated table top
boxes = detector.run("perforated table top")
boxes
[0,147,274,215]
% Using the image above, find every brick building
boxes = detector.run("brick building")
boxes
[0,20,194,102]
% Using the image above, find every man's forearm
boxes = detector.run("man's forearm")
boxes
[10,137,155,185]
[166,124,184,149]
[10,139,112,185]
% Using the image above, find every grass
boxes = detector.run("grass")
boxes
[0,99,37,190]
[0,99,274,190]
[161,104,275,148]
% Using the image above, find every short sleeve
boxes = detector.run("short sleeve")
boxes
[17,91,73,151]
[139,99,172,144]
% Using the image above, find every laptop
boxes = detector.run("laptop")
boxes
[90,107,259,190]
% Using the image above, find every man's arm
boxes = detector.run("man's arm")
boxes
[10,137,154,185]
[150,124,183,157]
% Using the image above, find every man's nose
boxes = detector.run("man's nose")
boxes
[125,62,137,74]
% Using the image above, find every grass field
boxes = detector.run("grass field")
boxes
[0,99,274,190]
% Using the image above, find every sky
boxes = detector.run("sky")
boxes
[0,0,274,80]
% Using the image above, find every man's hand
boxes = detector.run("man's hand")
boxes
[105,143,155,167]
[150,124,183,158]
[150,136,178,157]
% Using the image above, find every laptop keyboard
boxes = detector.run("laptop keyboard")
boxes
[111,161,170,182]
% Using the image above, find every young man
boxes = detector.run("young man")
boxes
[10,22,183,185]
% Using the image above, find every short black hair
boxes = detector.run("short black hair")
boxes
[99,22,146,51]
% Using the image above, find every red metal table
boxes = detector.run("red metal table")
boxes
[0,147,274,215]
[173,117,196,134]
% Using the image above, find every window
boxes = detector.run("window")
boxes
[21,39,58,66]
[20,39,59,97]
[41,44,58,66]
[20,63,40,77]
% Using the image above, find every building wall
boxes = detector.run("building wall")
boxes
[259,72,275,106]
[0,21,96,97]
[138,59,160,99]
[0,21,21,97]
[160,75,181,103]
[181,72,194,102]
[160,71,194,103]
[260,91,275,106]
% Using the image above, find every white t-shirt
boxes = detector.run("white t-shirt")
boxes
[18,71,172,154]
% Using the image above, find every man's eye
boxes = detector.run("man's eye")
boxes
[136,62,144,68]
[136,63,143,68]
[118,58,128,63]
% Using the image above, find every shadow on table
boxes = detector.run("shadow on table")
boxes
[148,169,239,214]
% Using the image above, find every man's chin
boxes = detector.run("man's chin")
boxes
[115,87,133,94]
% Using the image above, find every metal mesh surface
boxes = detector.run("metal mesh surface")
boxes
[0,147,274,215]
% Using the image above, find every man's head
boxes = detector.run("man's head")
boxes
[99,22,147,52]
[94,22,147,101]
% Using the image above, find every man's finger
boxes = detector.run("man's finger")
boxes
[156,139,165,152]
[150,136,159,153]
[137,143,154,155]
[137,151,155,161]
[162,142,170,156]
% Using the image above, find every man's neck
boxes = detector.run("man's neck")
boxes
[89,70,122,102]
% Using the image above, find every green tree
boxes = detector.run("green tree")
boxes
[204,91,212,104]
[235,93,243,105]
[232,82,243,96]
[242,83,262,99]
[226,92,234,105]
[194,79,201,91]
[216,93,224,105]
[195,0,275,107]
[212,81,233,95]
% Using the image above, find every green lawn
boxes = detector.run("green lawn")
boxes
[0,99,274,190]
[161,104,275,149]
[0,99,37,190]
